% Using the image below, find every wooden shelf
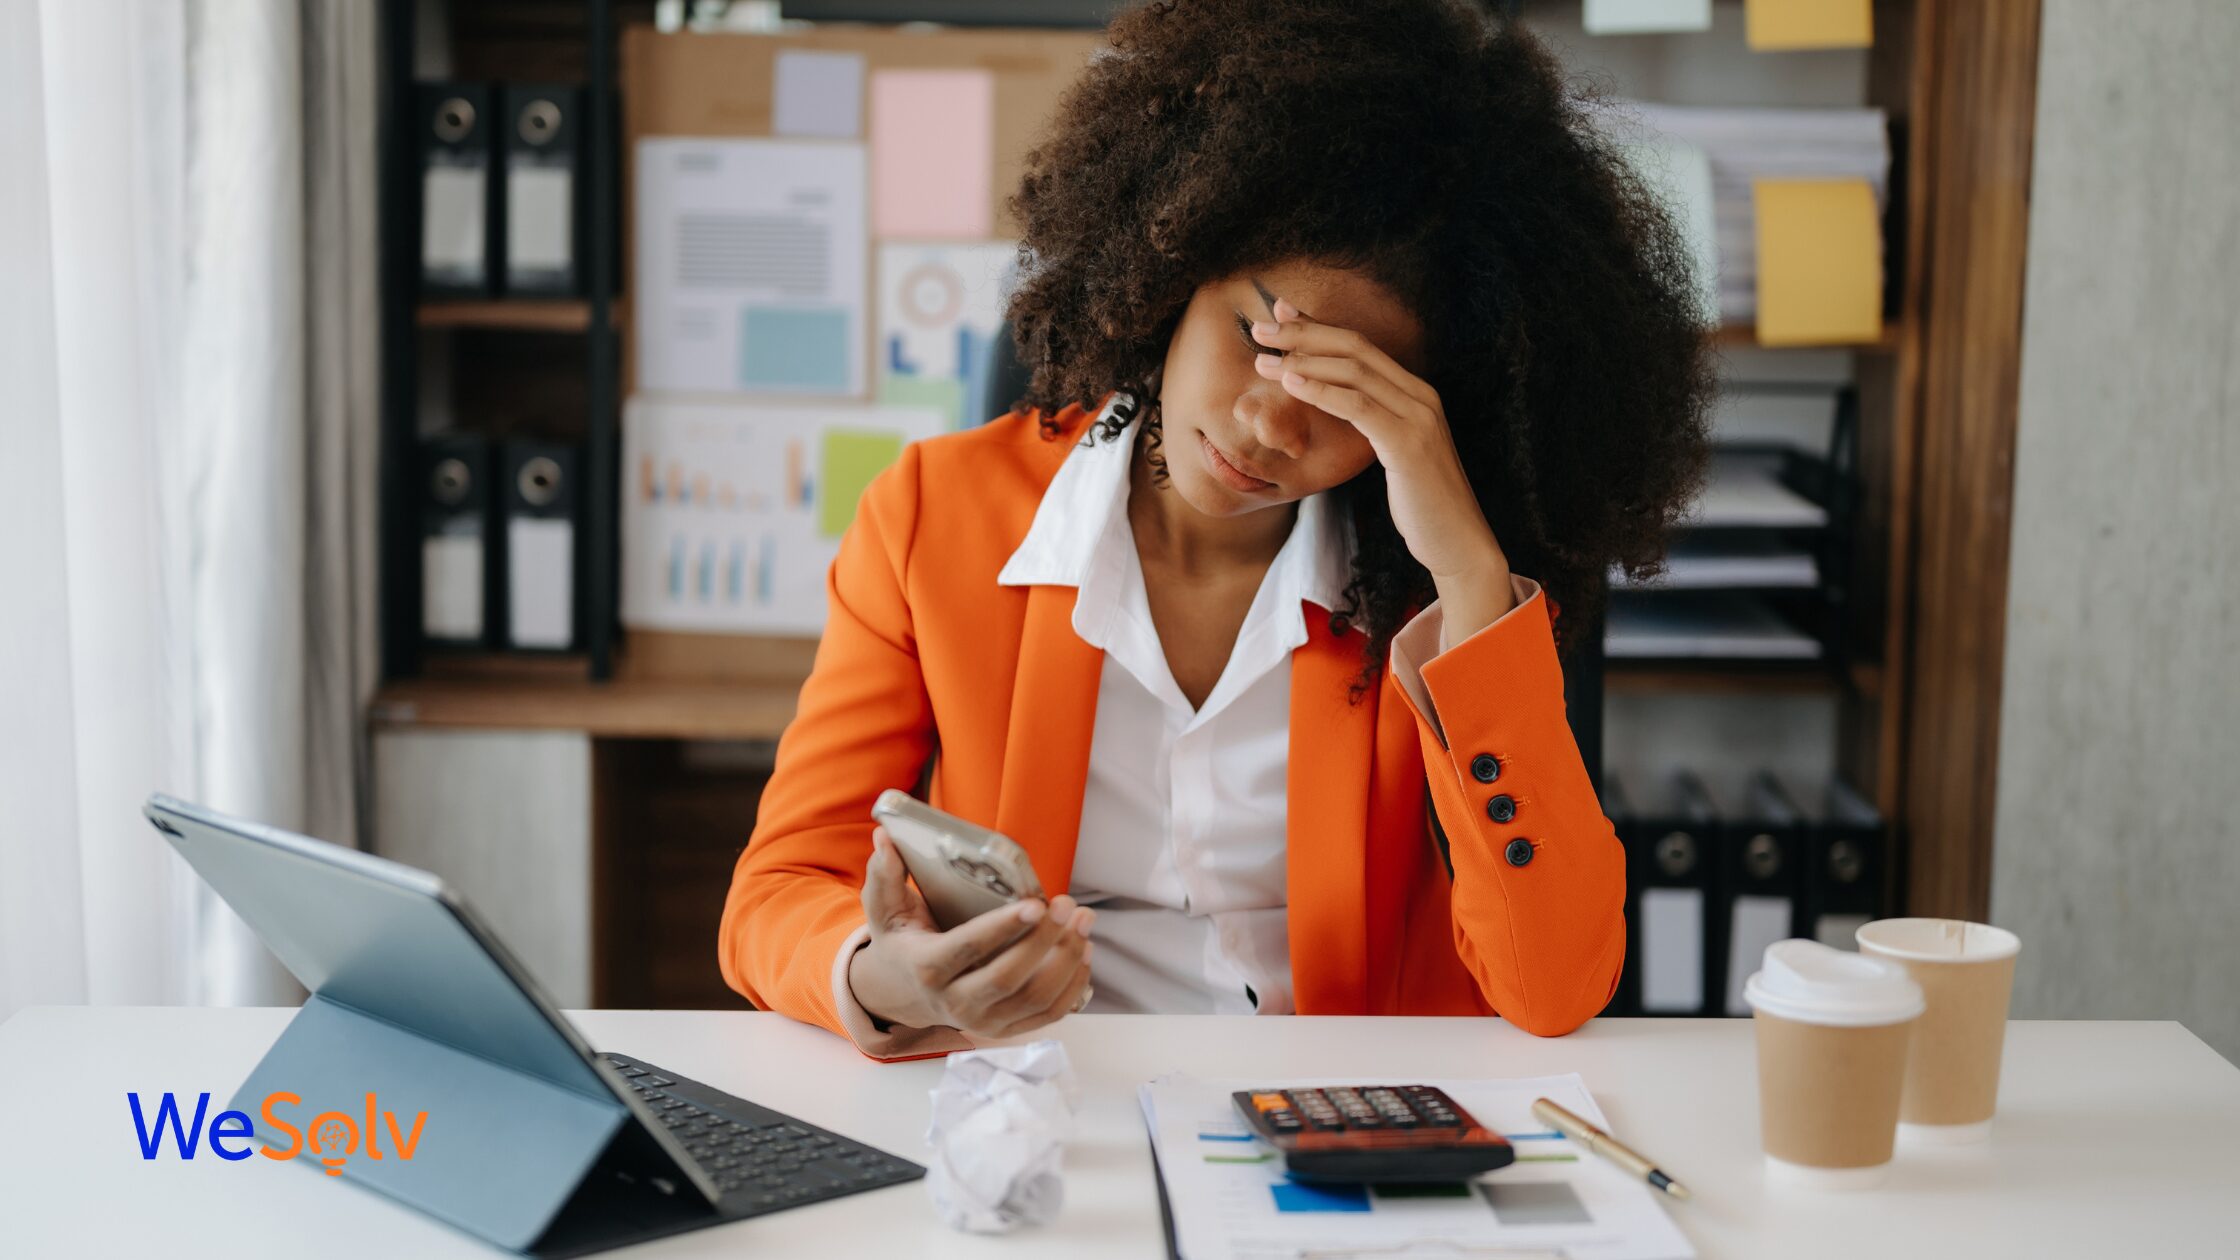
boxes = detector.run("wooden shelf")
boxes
[370,672,800,741]
[1714,321,1902,352]
[417,300,605,333]
[1606,659,1884,699]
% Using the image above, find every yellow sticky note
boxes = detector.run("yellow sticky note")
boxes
[1752,179,1882,347]
[1746,0,1872,50]
[819,428,906,539]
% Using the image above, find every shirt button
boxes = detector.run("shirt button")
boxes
[1470,754,1501,784]
[1504,838,1534,867]
[1486,794,1516,824]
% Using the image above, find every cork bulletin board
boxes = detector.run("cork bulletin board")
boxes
[616,23,1104,679]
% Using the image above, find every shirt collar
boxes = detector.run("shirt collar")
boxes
[996,391,1356,616]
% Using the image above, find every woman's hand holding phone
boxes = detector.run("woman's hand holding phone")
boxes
[846,825,1096,1038]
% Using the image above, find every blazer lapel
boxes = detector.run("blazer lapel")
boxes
[994,583,1105,897]
[1287,604,1375,1014]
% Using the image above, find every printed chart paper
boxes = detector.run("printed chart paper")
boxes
[634,137,868,395]
[876,241,1020,429]
[620,397,944,635]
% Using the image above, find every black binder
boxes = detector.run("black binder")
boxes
[1611,772,1719,1017]
[419,435,495,649]
[502,84,584,295]
[419,82,499,295]
[1804,778,1887,948]
[1720,773,1808,1015]
[500,440,581,651]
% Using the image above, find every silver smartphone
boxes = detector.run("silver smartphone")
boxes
[870,789,1045,929]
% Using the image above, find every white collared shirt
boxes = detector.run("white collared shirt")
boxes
[992,395,1356,1015]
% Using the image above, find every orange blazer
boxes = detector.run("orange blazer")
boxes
[718,398,1625,1048]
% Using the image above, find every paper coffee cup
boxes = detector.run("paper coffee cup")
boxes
[1745,939,1924,1189]
[1855,918,2020,1143]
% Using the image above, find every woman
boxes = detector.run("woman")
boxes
[718,0,1712,1059]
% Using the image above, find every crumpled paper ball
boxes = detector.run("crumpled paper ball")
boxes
[923,1040,1080,1233]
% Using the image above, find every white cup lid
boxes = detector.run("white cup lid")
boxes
[1745,939,1924,1027]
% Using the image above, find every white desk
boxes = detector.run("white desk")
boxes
[2,1008,2234,1257]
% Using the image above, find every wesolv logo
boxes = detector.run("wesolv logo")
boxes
[128,1092,429,1176]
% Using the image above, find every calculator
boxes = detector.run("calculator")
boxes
[1231,1085,1515,1184]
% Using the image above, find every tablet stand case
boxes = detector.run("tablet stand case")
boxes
[233,993,730,1257]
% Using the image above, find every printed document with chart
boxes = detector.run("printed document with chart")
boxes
[1139,1074,1693,1260]
[620,397,944,636]
[635,137,868,396]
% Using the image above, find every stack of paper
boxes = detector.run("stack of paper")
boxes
[1603,592,1821,660]
[1686,454,1826,529]
[1596,102,1888,324]
[1713,384,1843,454]
[1614,534,1819,591]
[1138,1073,1693,1260]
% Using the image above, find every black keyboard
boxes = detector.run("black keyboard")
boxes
[599,1052,924,1215]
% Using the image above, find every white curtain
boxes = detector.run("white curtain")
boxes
[0,0,379,1017]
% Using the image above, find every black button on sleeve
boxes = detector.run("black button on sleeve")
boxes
[1504,838,1534,867]
[1486,794,1516,824]
[1470,754,1501,784]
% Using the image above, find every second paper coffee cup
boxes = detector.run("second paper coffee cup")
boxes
[1745,939,1924,1189]
[1856,917,2021,1143]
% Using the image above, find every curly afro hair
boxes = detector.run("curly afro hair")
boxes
[1002,0,1715,690]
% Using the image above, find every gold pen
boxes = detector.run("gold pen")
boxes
[1530,1097,1691,1201]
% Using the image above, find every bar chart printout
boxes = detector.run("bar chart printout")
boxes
[621,397,944,635]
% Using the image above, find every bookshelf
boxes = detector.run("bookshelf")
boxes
[416,298,607,331]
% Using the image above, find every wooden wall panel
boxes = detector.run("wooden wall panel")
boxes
[1898,0,2043,919]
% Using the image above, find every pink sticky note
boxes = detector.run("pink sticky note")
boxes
[869,69,995,239]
